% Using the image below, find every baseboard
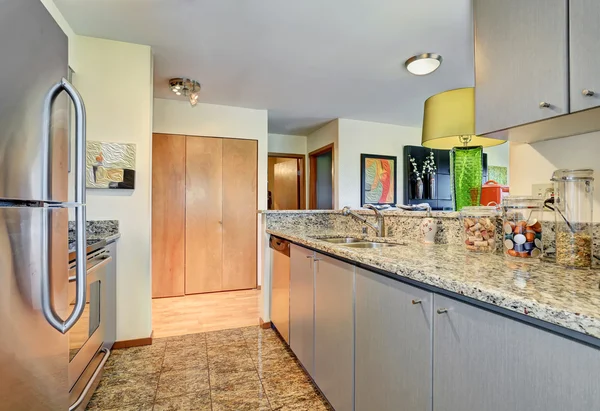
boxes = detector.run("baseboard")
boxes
[113,331,154,349]
[259,317,271,329]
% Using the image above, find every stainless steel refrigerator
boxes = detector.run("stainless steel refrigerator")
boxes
[0,1,88,409]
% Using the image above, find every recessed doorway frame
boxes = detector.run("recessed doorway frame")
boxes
[268,153,307,210]
[308,143,335,210]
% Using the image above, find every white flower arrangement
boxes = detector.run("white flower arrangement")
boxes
[408,155,422,180]
[409,151,436,180]
[423,151,437,175]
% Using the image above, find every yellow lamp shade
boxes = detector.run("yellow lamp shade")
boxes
[421,87,505,149]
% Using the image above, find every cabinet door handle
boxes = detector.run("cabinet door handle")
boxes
[539,102,551,108]
[306,255,313,259]
[582,89,595,97]
[313,258,322,262]
[437,308,448,314]
[412,299,422,305]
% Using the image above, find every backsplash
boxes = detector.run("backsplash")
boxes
[68,220,119,241]
[264,211,600,257]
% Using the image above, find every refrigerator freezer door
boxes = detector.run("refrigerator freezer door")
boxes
[0,0,69,202]
[0,206,69,410]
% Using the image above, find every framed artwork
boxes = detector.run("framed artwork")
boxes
[86,141,136,189]
[361,153,397,206]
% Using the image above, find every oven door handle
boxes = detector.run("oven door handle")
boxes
[68,256,112,282]
[69,347,111,411]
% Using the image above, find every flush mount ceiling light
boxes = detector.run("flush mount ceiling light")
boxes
[405,53,443,76]
[169,77,201,107]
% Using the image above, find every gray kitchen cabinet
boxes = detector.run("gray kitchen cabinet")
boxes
[433,294,600,411]
[289,244,315,376]
[355,268,433,411]
[474,0,569,135]
[314,253,354,411]
[569,0,600,112]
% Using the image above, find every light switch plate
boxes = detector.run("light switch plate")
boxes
[532,183,553,200]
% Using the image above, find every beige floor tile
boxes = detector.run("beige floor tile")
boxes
[155,367,210,400]
[211,388,272,411]
[210,370,263,392]
[152,391,212,411]
[209,353,257,374]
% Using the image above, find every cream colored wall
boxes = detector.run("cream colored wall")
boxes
[306,120,339,208]
[337,119,422,208]
[510,131,600,221]
[73,36,154,341]
[268,133,307,155]
[153,97,269,286]
[43,1,154,341]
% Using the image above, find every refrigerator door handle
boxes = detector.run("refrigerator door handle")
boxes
[41,78,87,334]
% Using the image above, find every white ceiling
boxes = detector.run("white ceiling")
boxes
[55,0,475,135]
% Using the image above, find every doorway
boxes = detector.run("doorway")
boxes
[267,154,306,210]
[309,143,334,209]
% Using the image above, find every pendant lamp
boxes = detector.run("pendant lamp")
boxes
[421,87,505,210]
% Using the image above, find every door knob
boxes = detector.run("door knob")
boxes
[582,89,595,97]
[539,102,551,108]
[412,299,422,305]
[437,308,448,314]
[218,221,223,225]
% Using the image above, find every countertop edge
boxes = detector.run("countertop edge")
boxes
[267,229,600,348]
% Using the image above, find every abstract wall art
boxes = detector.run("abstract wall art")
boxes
[86,141,136,189]
[361,154,397,206]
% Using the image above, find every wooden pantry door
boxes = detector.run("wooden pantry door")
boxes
[152,134,186,298]
[222,139,258,290]
[185,136,224,294]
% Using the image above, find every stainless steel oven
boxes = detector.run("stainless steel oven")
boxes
[67,246,112,409]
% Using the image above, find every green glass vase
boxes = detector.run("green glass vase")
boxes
[450,146,483,211]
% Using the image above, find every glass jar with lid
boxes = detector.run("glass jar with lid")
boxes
[551,169,594,268]
[460,206,499,253]
[502,197,544,259]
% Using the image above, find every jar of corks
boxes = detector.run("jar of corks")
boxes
[460,206,499,253]
[502,197,544,259]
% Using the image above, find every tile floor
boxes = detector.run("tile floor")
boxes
[86,326,332,411]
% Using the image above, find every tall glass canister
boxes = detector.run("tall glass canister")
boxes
[551,169,594,268]
[502,197,544,259]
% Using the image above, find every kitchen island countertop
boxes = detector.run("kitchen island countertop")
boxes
[268,227,600,342]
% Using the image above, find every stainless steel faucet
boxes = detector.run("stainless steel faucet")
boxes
[342,205,386,237]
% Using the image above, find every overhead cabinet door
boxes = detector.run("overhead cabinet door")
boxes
[474,0,569,135]
[569,0,600,112]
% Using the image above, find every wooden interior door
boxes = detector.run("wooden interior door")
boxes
[273,160,299,210]
[185,136,223,294]
[152,133,186,298]
[222,139,257,290]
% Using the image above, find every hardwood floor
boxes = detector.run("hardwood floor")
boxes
[152,289,261,339]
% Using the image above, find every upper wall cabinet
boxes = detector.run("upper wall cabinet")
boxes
[570,0,600,112]
[474,0,569,136]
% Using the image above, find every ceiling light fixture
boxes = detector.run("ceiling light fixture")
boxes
[405,53,443,76]
[169,77,201,107]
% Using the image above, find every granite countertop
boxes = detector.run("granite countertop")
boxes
[259,209,460,218]
[267,227,600,341]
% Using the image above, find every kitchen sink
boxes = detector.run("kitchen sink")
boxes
[319,237,365,244]
[342,242,402,249]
